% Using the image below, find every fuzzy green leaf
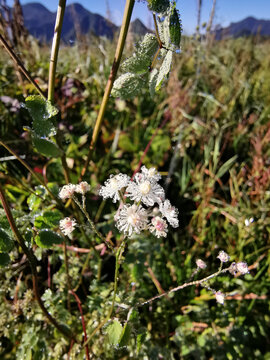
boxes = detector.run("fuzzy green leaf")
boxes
[35,229,63,249]
[112,73,145,100]
[24,95,58,137]
[155,50,173,91]
[122,34,159,74]
[147,0,170,13]
[169,8,182,47]
[0,228,14,253]
[106,320,123,346]
[34,210,63,230]
[32,136,62,158]
[149,68,159,97]
[0,252,10,267]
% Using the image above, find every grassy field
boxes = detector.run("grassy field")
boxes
[0,32,270,359]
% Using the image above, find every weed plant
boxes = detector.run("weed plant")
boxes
[0,1,270,359]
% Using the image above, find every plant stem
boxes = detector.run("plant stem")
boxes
[0,184,74,340]
[138,266,231,307]
[64,241,71,311]
[48,0,66,102]
[69,290,90,360]
[153,14,162,47]
[79,0,135,180]
[0,33,46,99]
[83,240,126,347]
[72,196,114,252]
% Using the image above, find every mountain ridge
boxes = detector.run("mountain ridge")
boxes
[17,2,149,41]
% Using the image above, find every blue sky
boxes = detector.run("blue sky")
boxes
[6,0,270,34]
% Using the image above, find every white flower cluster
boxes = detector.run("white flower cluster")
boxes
[59,181,90,200]
[58,182,90,237]
[99,166,179,238]
[194,250,249,305]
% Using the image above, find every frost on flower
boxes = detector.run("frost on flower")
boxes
[236,262,249,275]
[159,199,179,228]
[126,173,165,206]
[149,216,168,238]
[75,181,90,194]
[59,217,77,237]
[59,184,76,200]
[217,250,230,263]
[141,165,161,183]
[215,291,225,305]
[99,173,130,203]
[196,259,207,269]
[116,204,148,237]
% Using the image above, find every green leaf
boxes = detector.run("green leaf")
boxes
[27,186,46,211]
[118,133,137,152]
[24,95,58,137]
[155,50,173,91]
[147,0,170,13]
[169,7,182,47]
[34,210,63,229]
[35,229,63,249]
[215,155,238,179]
[121,34,159,74]
[32,136,62,158]
[111,73,145,100]
[136,331,147,353]
[149,68,159,97]
[0,228,14,253]
[119,322,132,347]
[0,252,10,267]
[106,320,123,346]
[25,95,58,119]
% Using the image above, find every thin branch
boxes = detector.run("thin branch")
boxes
[79,0,135,180]
[0,33,46,98]
[138,267,231,307]
[48,0,66,102]
[69,290,90,360]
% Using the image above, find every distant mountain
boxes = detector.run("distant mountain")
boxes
[19,2,148,42]
[215,16,270,39]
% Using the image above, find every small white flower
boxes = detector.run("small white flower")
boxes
[99,173,130,203]
[126,173,165,206]
[59,217,77,237]
[217,250,230,263]
[59,184,76,200]
[116,204,148,237]
[215,291,225,305]
[75,181,90,194]
[159,199,179,228]
[149,216,168,238]
[196,259,207,269]
[141,165,161,183]
[236,262,249,275]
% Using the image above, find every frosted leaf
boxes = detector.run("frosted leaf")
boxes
[149,68,159,97]
[147,0,170,14]
[121,34,159,74]
[155,50,173,91]
[111,73,145,100]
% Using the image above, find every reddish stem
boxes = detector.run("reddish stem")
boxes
[69,290,90,360]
